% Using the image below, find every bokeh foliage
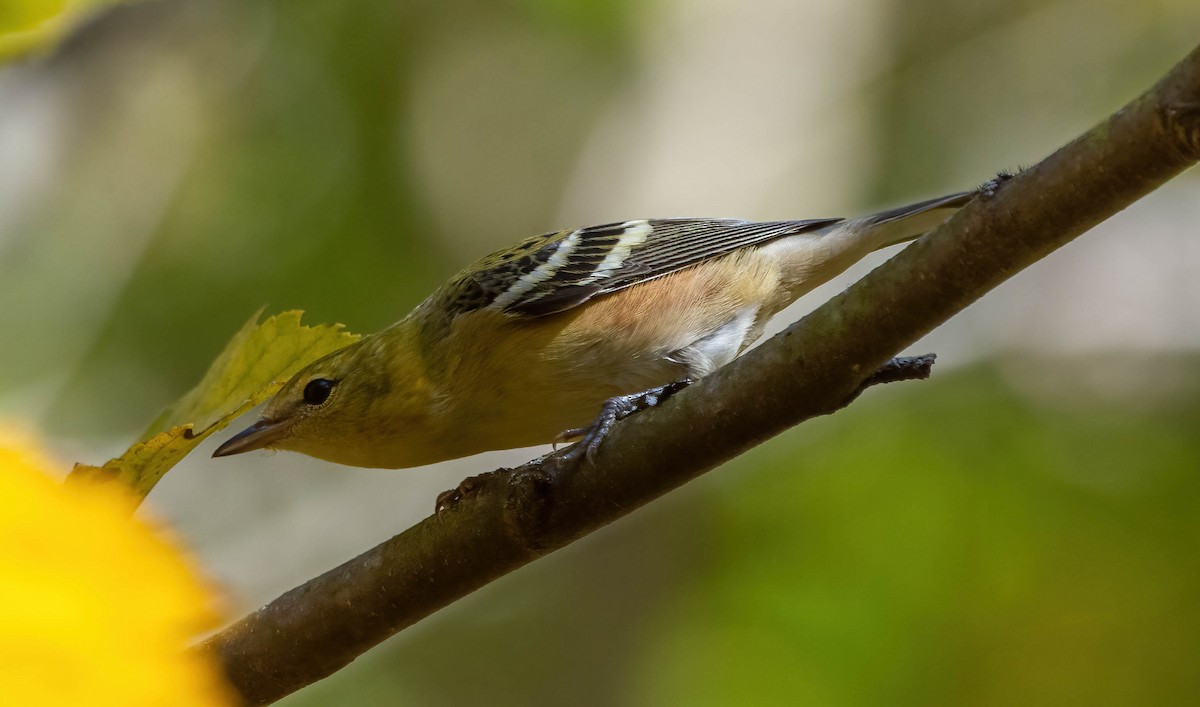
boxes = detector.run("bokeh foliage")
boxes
[0,428,231,706]
[0,0,637,435]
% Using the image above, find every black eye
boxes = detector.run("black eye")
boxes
[303,378,336,405]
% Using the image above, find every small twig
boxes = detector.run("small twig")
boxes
[841,353,937,408]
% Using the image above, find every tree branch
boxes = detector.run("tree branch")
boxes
[200,44,1200,706]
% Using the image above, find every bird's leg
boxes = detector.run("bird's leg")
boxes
[554,379,693,465]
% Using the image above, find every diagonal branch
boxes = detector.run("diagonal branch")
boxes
[200,43,1200,707]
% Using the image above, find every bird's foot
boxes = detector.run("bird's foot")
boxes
[980,169,1019,197]
[553,379,692,466]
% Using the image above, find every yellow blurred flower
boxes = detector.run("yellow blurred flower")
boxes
[0,427,233,706]
[0,0,121,61]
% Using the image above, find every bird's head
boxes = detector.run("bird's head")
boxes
[213,334,441,468]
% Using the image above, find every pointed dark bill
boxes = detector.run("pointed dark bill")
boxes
[212,419,287,458]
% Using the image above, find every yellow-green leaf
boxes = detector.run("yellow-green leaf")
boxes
[68,310,360,500]
[0,0,122,62]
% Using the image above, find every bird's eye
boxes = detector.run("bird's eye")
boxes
[303,378,336,405]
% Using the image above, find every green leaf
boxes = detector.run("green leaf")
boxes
[68,310,360,500]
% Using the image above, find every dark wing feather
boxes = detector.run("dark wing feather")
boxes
[443,217,841,318]
[426,189,976,327]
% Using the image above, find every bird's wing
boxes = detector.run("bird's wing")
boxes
[444,217,843,318]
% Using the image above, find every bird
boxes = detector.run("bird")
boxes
[213,190,974,469]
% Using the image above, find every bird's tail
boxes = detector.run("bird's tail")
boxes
[858,191,973,251]
[757,188,975,303]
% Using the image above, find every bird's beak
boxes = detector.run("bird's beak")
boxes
[212,419,288,458]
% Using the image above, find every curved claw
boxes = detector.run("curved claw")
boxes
[553,379,693,467]
[557,403,622,465]
[552,427,587,452]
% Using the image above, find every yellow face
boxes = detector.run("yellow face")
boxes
[213,336,444,469]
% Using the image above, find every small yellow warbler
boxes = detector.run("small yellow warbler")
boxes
[215,191,973,468]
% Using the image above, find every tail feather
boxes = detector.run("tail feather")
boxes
[755,188,976,303]
[859,191,973,250]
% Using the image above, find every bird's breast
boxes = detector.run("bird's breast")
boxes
[426,253,783,453]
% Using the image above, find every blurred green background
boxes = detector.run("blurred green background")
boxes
[2,0,1199,704]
